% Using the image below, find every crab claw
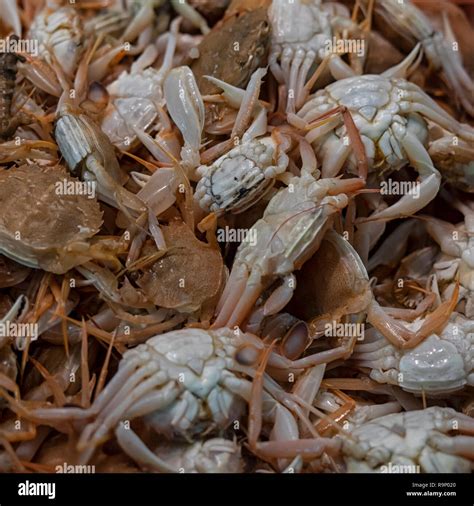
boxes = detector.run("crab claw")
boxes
[357,135,441,223]
[428,136,474,193]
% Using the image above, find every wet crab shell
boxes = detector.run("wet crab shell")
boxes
[123,327,247,439]
[352,314,474,395]
[194,138,279,214]
[342,407,473,473]
[0,165,102,274]
[190,6,271,95]
[29,6,85,78]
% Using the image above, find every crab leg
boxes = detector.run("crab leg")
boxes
[115,423,176,472]
[291,106,369,179]
[314,390,357,436]
[0,0,22,36]
[221,268,266,329]
[164,65,205,170]
[200,68,268,164]
[256,437,341,460]
[77,376,176,463]
[248,342,275,448]
[262,275,297,317]
[359,132,441,222]
[212,264,250,328]
[367,283,459,349]
[432,435,474,460]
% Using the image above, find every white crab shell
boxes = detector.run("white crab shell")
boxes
[195,136,285,214]
[101,68,165,150]
[352,315,474,395]
[342,407,473,473]
[122,327,246,438]
[29,6,84,77]
[151,438,243,473]
[269,0,331,54]
[298,75,431,174]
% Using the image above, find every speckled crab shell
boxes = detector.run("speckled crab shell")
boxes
[0,165,102,274]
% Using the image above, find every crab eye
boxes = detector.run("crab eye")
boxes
[235,345,259,366]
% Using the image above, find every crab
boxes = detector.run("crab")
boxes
[0,165,106,274]
[341,407,474,473]
[269,0,366,113]
[350,314,474,396]
[53,48,146,215]
[424,195,474,318]
[193,67,301,217]
[28,0,85,79]
[290,45,474,222]
[212,173,365,329]
[25,326,359,467]
[101,19,180,153]
[361,0,474,116]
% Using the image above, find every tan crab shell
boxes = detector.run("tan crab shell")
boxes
[0,165,102,274]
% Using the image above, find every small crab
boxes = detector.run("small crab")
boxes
[341,407,474,473]
[424,195,474,318]
[213,173,365,328]
[27,326,355,466]
[351,314,474,396]
[28,1,85,79]
[269,0,366,113]
[291,46,474,221]
[0,165,106,274]
[101,19,181,152]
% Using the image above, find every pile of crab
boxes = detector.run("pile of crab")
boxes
[0,0,472,474]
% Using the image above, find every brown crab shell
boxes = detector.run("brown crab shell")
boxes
[0,165,103,274]
[0,254,30,287]
[137,220,224,313]
[287,230,372,323]
[190,6,271,95]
